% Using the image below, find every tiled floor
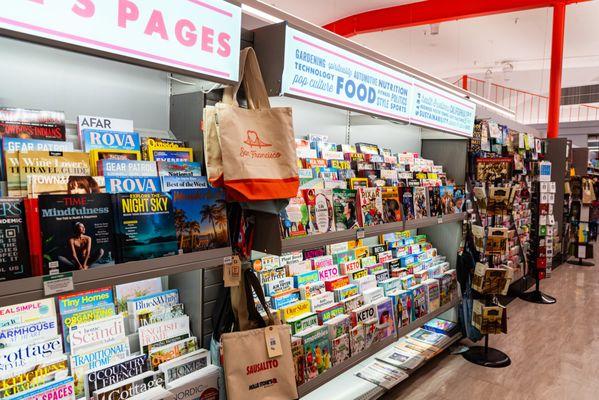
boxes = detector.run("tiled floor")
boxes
[383,257,599,400]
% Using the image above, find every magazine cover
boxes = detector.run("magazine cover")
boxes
[114,278,163,314]
[332,188,358,231]
[81,129,140,152]
[0,336,63,373]
[475,157,513,181]
[38,193,116,274]
[349,324,365,355]
[84,354,148,399]
[161,176,207,192]
[27,175,105,198]
[382,186,402,223]
[402,189,414,220]
[158,349,209,385]
[136,303,185,328]
[2,137,73,181]
[105,176,161,193]
[138,316,190,354]
[171,188,229,253]
[70,338,131,397]
[5,376,75,400]
[90,149,140,174]
[411,284,428,320]
[98,160,158,177]
[149,147,193,162]
[69,314,126,355]
[453,186,465,213]
[428,187,442,217]
[77,115,133,144]
[148,336,198,371]
[141,138,185,161]
[296,326,331,380]
[157,161,202,177]
[303,188,335,234]
[331,334,350,366]
[92,370,164,400]
[11,151,90,197]
[57,286,114,315]
[0,316,58,349]
[61,304,116,353]
[0,199,30,281]
[0,298,56,328]
[115,193,178,262]
[0,108,66,141]
[291,337,306,386]
[357,187,384,226]
[280,193,309,238]
[126,289,179,330]
[0,355,68,398]
[440,186,455,215]
[413,187,429,219]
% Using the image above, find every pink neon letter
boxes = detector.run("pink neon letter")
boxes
[144,10,169,40]
[72,0,95,18]
[201,26,214,53]
[118,0,139,28]
[175,19,197,47]
[217,33,231,57]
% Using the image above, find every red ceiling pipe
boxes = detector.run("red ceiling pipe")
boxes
[324,0,588,38]
[547,2,566,138]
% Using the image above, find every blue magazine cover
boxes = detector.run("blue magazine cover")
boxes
[82,129,140,152]
[171,188,229,253]
[115,193,178,262]
[105,176,162,193]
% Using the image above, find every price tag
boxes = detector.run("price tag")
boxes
[356,228,365,239]
[43,272,74,296]
[437,217,443,224]
[264,326,283,358]
[223,255,241,287]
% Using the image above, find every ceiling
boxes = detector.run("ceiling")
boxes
[266,0,599,97]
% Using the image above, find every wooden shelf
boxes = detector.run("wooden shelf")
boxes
[0,247,231,306]
[298,296,461,398]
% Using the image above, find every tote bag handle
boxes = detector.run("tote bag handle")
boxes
[222,47,271,110]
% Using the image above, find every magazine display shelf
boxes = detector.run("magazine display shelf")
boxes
[301,330,463,400]
[298,297,461,398]
[253,213,467,255]
[0,247,230,307]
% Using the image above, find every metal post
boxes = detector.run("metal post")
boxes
[547,2,566,138]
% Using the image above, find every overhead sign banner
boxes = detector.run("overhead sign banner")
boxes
[282,26,413,122]
[281,26,476,136]
[0,0,241,82]
[411,81,476,137]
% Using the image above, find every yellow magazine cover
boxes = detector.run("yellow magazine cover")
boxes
[89,149,140,175]
[13,151,90,197]
[350,178,368,189]
[140,137,185,160]
[148,145,194,163]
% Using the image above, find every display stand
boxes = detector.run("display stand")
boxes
[520,178,557,304]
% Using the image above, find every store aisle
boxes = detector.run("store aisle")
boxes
[383,258,599,400]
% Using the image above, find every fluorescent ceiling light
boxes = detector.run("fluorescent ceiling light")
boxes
[242,4,283,24]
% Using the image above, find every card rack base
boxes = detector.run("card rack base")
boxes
[567,258,595,267]
[462,346,511,368]
[519,289,557,304]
